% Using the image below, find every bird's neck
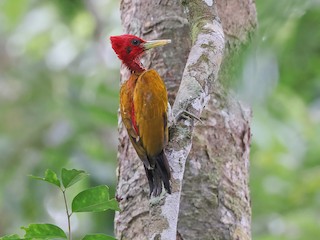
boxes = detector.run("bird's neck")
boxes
[125,58,145,74]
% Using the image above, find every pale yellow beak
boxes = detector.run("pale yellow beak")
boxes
[143,39,171,50]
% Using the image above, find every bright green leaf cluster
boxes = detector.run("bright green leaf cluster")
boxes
[61,168,88,189]
[30,169,61,188]
[82,234,116,240]
[72,185,120,212]
[0,234,22,240]
[30,168,88,190]
[0,168,119,240]
[22,223,67,239]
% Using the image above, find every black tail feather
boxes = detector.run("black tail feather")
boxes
[144,166,154,195]
[155,151,171,194]
[144,151,171,196]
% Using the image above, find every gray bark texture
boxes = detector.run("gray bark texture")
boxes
[114,0,257,240]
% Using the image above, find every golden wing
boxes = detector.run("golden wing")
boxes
[120,70,171,195]
[133,69,168,160]
[120,74,150,168]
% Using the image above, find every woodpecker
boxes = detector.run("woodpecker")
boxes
[110,34,171,196]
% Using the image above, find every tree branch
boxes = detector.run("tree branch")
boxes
[148,1,225,239]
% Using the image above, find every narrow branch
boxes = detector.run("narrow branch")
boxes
[172,1,224,116]
[62,189,72,240]
[148,0,225,239]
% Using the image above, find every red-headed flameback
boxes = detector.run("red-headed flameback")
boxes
[110,34,171,196]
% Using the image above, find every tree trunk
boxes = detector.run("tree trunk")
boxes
[114,1,257,240]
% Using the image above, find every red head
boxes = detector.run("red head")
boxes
[110,34,171,73]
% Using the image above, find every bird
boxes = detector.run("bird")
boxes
[110,34,172,197]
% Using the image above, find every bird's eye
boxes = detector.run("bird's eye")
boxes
[131,39,141,46]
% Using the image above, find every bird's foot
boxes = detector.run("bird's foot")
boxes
[149,189,166,205]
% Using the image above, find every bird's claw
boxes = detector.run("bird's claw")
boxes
[149,189,166,205]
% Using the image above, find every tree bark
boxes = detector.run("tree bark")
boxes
[114,1,257,240]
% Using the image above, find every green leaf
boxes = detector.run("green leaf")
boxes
[30,169,61,187]
[21,223,67,239]
[0,234,22,240]
[82,234,116,240]
[72,185,120,212]
[106,198,121,211]
[61,168,88,188]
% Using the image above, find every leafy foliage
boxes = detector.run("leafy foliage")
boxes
[30,169,61,187]
[72,186,120,213]
[0,169,118,240]
[0,235,22,240]
[61,168,88,188]
[82,234,116,240]
[22,223,67,239]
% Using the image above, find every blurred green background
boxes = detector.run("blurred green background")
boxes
[0,0,121,238]
[0,0,319,239]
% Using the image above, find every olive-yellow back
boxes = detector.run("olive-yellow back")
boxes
[119,69,171,195]
[120,69,168,165]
